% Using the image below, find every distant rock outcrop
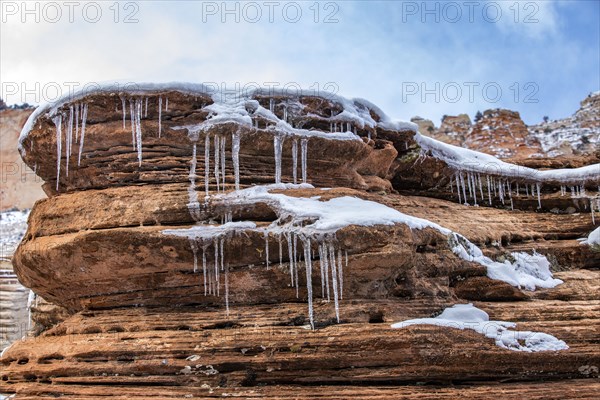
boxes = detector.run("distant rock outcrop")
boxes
[417,92,599,160]
[529,91,600,157]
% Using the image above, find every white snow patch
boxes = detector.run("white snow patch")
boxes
[580,227,600,246]
[391,303,569,352]
[415,132,600,184]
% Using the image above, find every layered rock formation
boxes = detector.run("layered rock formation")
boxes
[1,84,599,398]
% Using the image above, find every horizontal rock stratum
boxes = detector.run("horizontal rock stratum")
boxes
[2,83,600,398]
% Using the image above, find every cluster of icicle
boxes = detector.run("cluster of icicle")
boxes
[52,95,170,191]
[450,171,543,210]
[184,227,346,330]
[52,103,88,190]
[450,171,600,222]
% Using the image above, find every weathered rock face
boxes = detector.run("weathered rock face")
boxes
[2,85,600,398]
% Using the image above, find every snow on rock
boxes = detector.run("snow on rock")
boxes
[162,184,562,327]
[416,132,599,185]
[449,235,563,291]
[391,303,569,352]
[580,227,600,246]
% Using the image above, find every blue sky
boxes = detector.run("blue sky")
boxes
[1,0,598,125]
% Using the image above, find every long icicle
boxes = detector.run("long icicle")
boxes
[329,243,340,323]
[220,135,226,190]
[294,233,300,298]
[274,135,283,184]
[319,243,326,298]
[292,138,298,184]
[204,133,211,196]
[232,129,240,190]
[303,238,314,330]
[287,233,295,287]
[66,105,73,177]
[135,98,143,166]
[130,100,136,150]
[301,138,308,183]
[158,97,163,138]
[265,234,270,269]
[78,103,88,166]
[54,114,62,191]
[322,243,330,301]
[202,247,207,295]
[214,135,221,193]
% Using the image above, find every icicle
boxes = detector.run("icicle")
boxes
[294,234,299,298]
[78,104,88,166]
[130,100,136,150]
[471,174,478,206]
[591,199,595,225]
[507,181,513,210]
[292,138,298,184]
[265,234,270,269]
[214,135,221,192]
[145,97,148,117]
[459,173,467,205]
[279,234,283,268]
[135,99,143,166]
[232,129,240,190]
[466,172,473,201]
[477,174,484,202]
[188,143,200,220]
[121,97,126,130]
[53,114,63,191]
[66,105,73,177]
[274,135,283,184]
[220,238,224,272]
[319,243,326,298]
[221,135,227,190]
[287,233,295,287]
[322,243,330,301]
[225,265,230,317]
[214,240,220,297]
[190,239,198,273]
[337,249,343,300]
[486,175,492,204]
[450,176,454,194]
[75,103,80,143]
[456,173,462,204]
[204,133,211,196]
[303,239,314,330]
[329,243,340,323]
[499,180,505,205]
[536,183,542,209]
[158,97,163,138]
[165,97,169,111]
[202,248,207,295]
[301,138,308,183]
[269,98,274,113]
